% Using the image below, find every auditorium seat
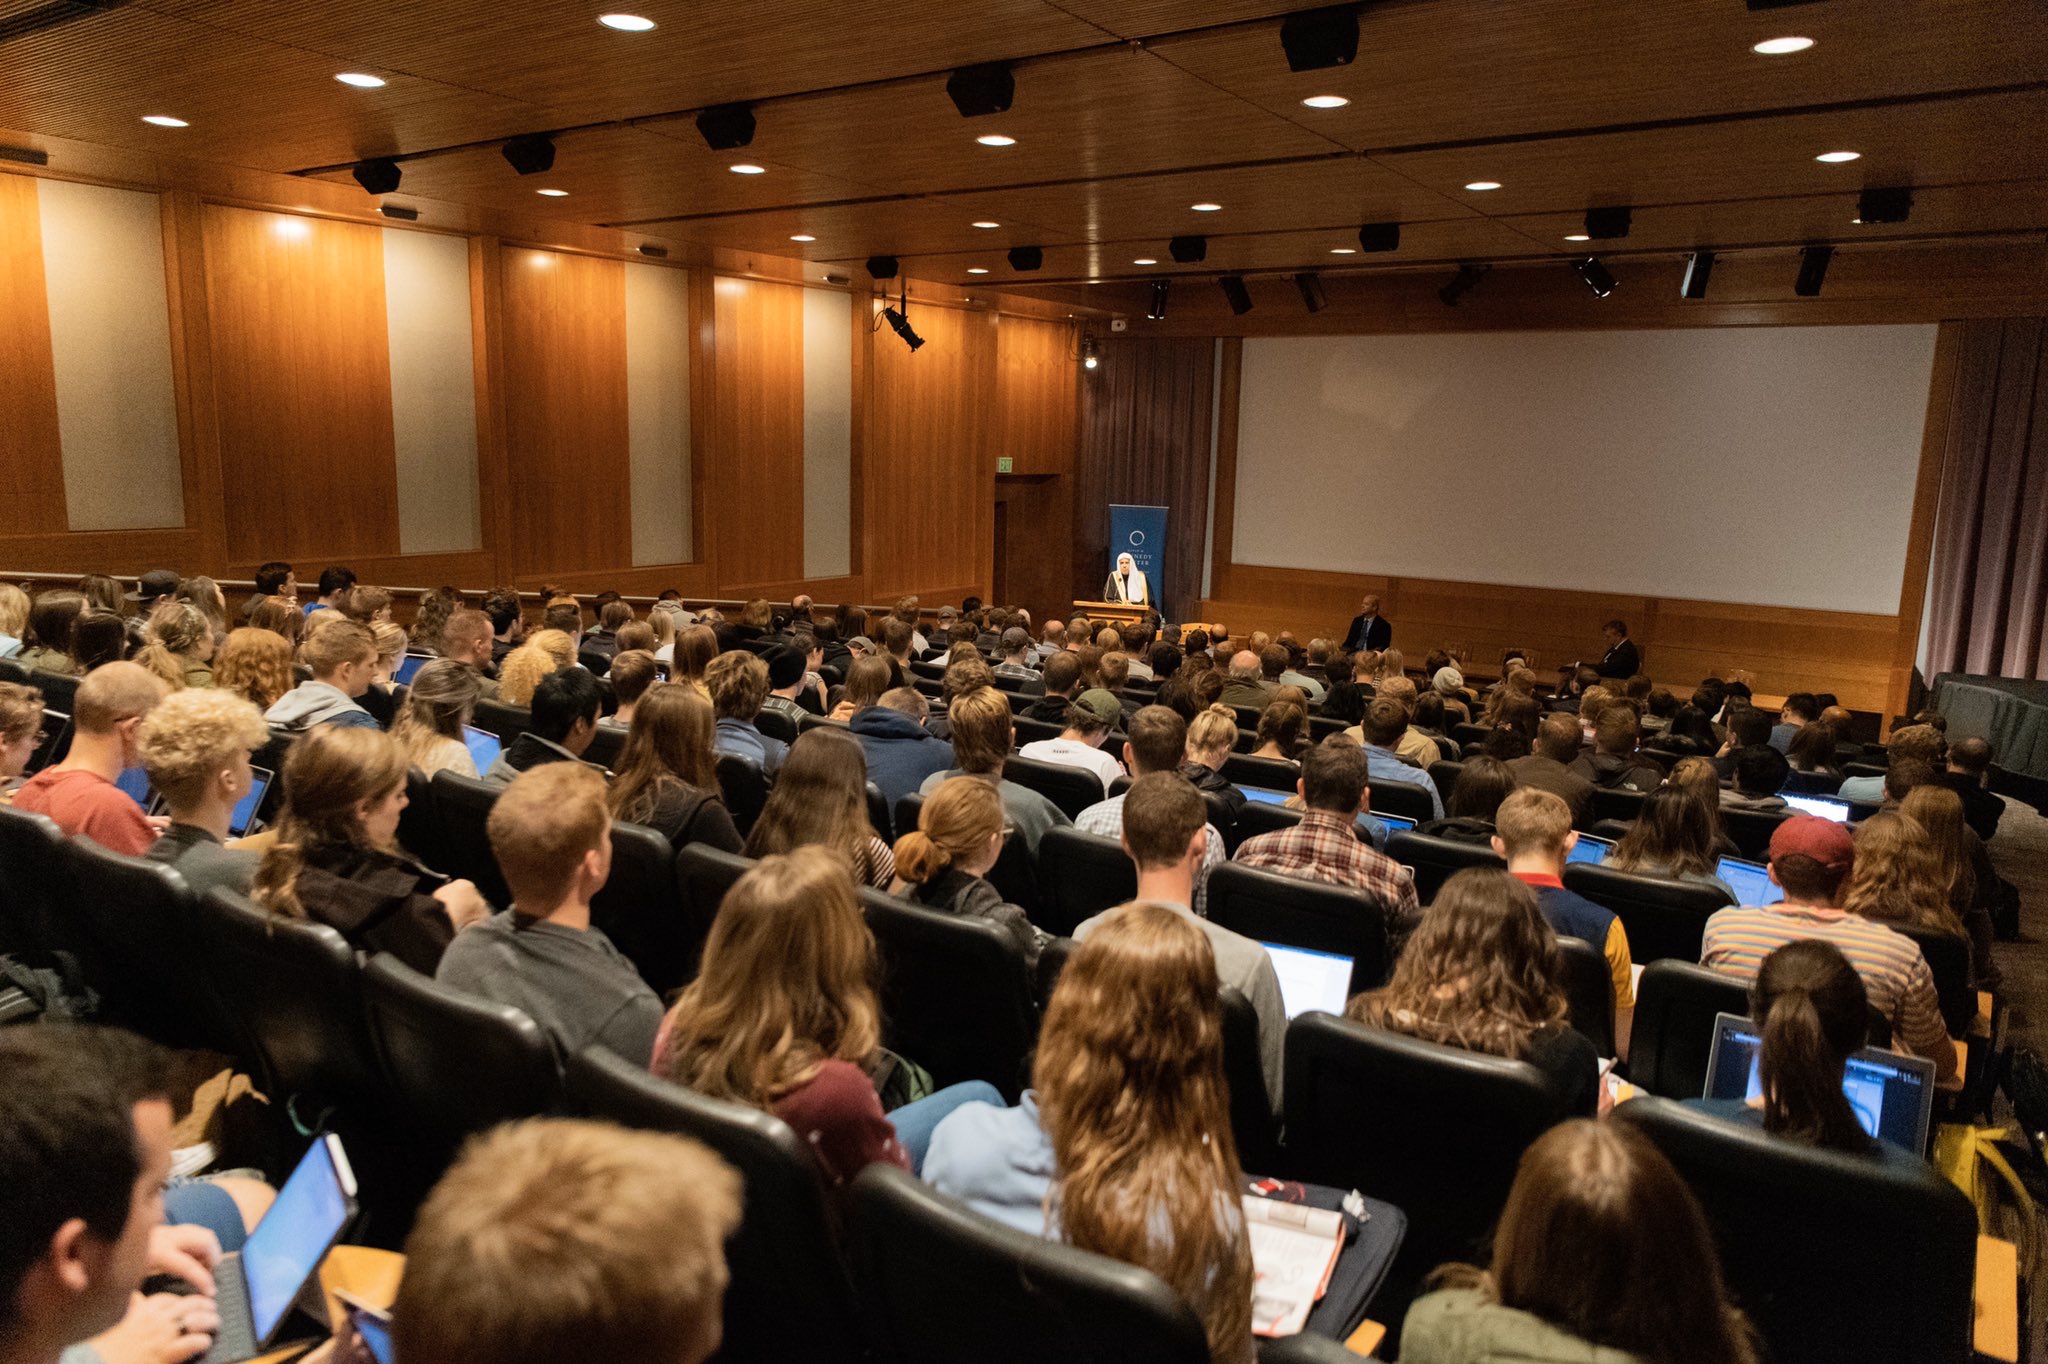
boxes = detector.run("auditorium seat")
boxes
[1450,722,1491,748]
[797,711,846,735]
[674,844,755,980]
[908,660,945,682]
[27,668,78,718]
[1426,759,1462,804]
[0,657,26,685]
[1232,705,1264,730]
[1431,735,1460,762]
[1366,782,1435,825]
[1625,960,1749,1099]
[1010,715,1064,747]
[1231,798,1303,852]
[715,754,771,835]
[1205,862,1388,995]
[1220,752,1298,792]
[0,804,65,956]
[859,887,1037,1100]
[588,820,689,997]
[1616,1096,1976,1364]
[1847,799,1883,822]
[990,672,1044,698]
[1032,827,1136,938]
[471,697,532,745]
[1554,935,1615,1058]
[1588,818,1635,842]
[1003,754,1107,820]
[1219,987,1280,1174]
[1845,760,1889,779]
[864,781,893,840]
[1784,768,1846,795]
[1893,923,1976,1037]
[425,770,512,906]
[394,767,439,869]
[1720,806,1791,859]
[1561,863,1731,964]
[1384,831,1504,905]
[1309,715,1349,741]
[912,677,943,702]
[249,727,295,825]
[755,707,799,744]
[568,1047,865,1364]
[582,722,626,771]
[1589,786,1648,826]
[1232,727,1259,754]
[846,1164,1212,1364]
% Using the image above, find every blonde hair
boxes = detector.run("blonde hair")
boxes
[390,659,482,768]
[0,583,28,640]
[489,762,611,908]
[945,686,1013,775]
[369,620,407,666]
[1898,785,1980,915]
[1493,787,1573,859]
[497,629,574,706]
[136,688,268,806]
[1186,702,1237,758]
[1036,902,1253,1364]
[1843,811,1967,938]
[214,628,295,712]
[394,1118,740,1364]
[135,602,211,688]
[301,618,376,678]
[893,775,1004,886]
[252,725,409,919]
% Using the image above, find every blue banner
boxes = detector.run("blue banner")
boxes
[1106,504,1169,610]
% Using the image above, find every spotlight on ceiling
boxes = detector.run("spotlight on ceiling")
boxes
[502,134,556,176]
[1006,245,1044,272]
[1437,262,1489,308]
[1168,235,1207,264]
[1572,257,1617,298]
[1219,275,1253,316]
[1148,279,1171,321]
[695,103,756,151]
[865,255,900,280]
[1357,221,1401,253]
[1081,335,1100,370]
[1584,205,1633,240]
[1294,272,1327,313]
[1854,185,1913,225]
[1279,5,1360,72]
[882,305,925,352]
[1794,244,1834,297]
[1680,250,1716,300]
[946,62,1015,118]
[637,244,669,258]
[351,158,401,195]
[377,204,419,221]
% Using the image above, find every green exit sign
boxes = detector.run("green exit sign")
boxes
[996,456,1014,474]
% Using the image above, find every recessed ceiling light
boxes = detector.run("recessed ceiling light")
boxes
[1464,180,1501,191]
[728,163,765,174]
[1133,257,1158,265]
[1302,94,1349,109]
[976,134,1016,147]
[1190,202,1222,212]
[966,267,989,274]
[141,115,188,127]
[790,234,815,242]
[1329,247,1357,254]
[971,220,999,229]
[1816,150,1862,163]
[536,188,569,197]
[1564,233,1590,242]
[1752,35,1813,55]
[598,13,656,30]
[335,73,386,88]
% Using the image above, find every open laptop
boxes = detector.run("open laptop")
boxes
[1716,856,1786,907]
[1703,1011,1937,1153]
[1237,785,1293,806]
[124,767,274,838]
[392,652,434,686]
[200,1132,358,1362]
[1258,941,1353,1019]
[462,724,503,774]
[1783,793,1853,822]
[1370,812,1416,835]
[1566,833,1613,865]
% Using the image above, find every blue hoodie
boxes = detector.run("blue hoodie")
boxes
[849,707,954,810]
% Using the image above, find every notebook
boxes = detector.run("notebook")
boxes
[1245,1196,1346,1337]
[199,1133,358,1362]
[1716,856,1785,907]
[1258,941,1353,1020]
[1566,833,1612,865]
[1703,1011,1937,1153]
[1783,793,1853,822]
[462,725,502,774]
[392,652,433,686]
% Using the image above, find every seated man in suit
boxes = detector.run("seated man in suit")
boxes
[1591,618,1640,680]
[1102,551,1150,606]
[1341,594,1391,653]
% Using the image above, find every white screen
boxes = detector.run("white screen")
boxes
[1234,326,1938,614]
[1260,942,1353,1019]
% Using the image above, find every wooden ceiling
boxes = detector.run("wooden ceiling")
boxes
[1,0,2044,294]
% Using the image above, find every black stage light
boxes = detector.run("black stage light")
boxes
[865,255,900,279]
[352,158,401,195]
[1573,256,1617,298]
[1006,245,1043,271]
[1279,5,1359,72]
[1855,186,1913,225]
[696,103,756,151]
[883,306,924,352]
[502,134,556,176]
[1219,275,1253,316]
[637,244,669,258]
[1169,235,1207,264]
[1794,244,1833,297]
[1148,279,1170,321]
[946,62,1015,118]
[1357,221,1400,252]
[1584,205,1632,240]
[377,204,419,221]
[1294,272,1326,313]
[1437,262,1488,307]
[1680,250,1716,300]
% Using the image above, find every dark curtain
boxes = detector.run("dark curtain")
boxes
[1921,318,2048,682]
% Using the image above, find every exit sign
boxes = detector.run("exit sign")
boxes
[996,456,1014,473]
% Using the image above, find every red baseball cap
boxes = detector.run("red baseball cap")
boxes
[1768,814,1855,873]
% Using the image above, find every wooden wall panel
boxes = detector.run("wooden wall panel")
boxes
[0,174,68,536]
[495,246,631,577]
[202,204,400,565]
[995,315,1079,478]
[709,275,806,592]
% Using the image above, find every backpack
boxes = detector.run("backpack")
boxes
[0,952,99,1026]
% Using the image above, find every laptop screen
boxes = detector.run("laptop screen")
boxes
[1258,941,1353,1019]
[1372,812,1416,835]
[1703,1011,1936,1153]
[1717,857,1785,907]
[462,725,502,774]
[230,768,272,838]
[346,1304,394,1364]
[1783,793,1852,822]
[392,652,433,686]
[1237,786,1293,806]
[244,1134,357,1343]
[1566,834,1612,865]
[114,766,152,806]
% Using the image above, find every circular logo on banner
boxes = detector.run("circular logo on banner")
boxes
[1128,531,1145,547]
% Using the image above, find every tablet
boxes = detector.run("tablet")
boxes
[392,652,434,687]
[1567,834,1613,865]
[230,767,273,838]
[1716,856,1785,907]
[462,725,502,774]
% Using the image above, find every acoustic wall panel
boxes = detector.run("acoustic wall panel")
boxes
[624,261,692,566]
[37,179,182,530]
[383,227,481,554]
[0,173,66,536]
[802,287,852,579]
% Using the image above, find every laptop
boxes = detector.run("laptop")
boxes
[229,767,273,838]
[1783,793,1853,822]
[200,1132,358,1362]
[1258,941,1353,1019]
[1717,856,1785,906]
[1237,785,1294,806]
[1703,1011,1937,1153]
[392,652,434,686]
[340,1297,394,1364]
[115,765,152,806]
[462,724,503,774]
[1371,812,1416,835]
[1566,833,1613,865]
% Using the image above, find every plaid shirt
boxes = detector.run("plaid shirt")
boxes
[1233,809,1422,958]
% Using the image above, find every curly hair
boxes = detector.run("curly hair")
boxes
[214,628,295,712]
[497,629,575,706]
[136,688,268,805]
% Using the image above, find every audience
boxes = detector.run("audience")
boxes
[1720,744,1791,811]
[20,590,87,674]
[891,775,1045,966]
[211,627,293,712]
[1017,689,1124,793]
[1769,692,1822,754]
[247,596,303,648]
[601,650,659,730]
[303,565,355,618]
[758,645,812,728]
[0,582,28,660]
[265,619,378,732]
[486,668,601,782]
[1349,697,1446,819]
[605,687,741,853]
[1506,716,1592,828]
[13,662,167,855]
[1898,783,2000,980]
[482,587,524,664]
[390,659,485,778]
[1940,735,2004,842]
[1418,754,1514,844]
[494,628,573,707]
[704,652,787,778]
[136,688,268,900]
[1608,786,1737,900]
[1372,676,1442,770]
[1216,650,1271,710]
[1074,704,1225,915]
[745,727,895,888]
[1785,721,1842,778]
[1837,724,1944,805]
[1177,702,1248,818]
[1248,698,1306,761]
[1565,708,1662,793]
[918,687,1068,852]
[68,612,129,675]
[830,654,893,722]
[133,603,214,691]
[0,681,45,797]
[849,685,953,808]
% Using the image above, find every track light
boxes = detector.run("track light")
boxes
[865,255,899,280]
[377,204,419,221]
[1794,244,1833,297]
[1584,205,1632,240]
[1081,335,1100,370]
[1854,186,1913,225]
[1357,222,1401,252]
[1680,250,1716,300]
[351,158,401,195]
[695,103,756,151]
[1168,235,1207,264]
[1437,262,1488,307]
[1219,276,1253,316]
[502,134,556,176]
[637,244,669,258]
[882,305,924,352]
[1572,256,1617,298]
[1148,279,1170,321]
[1006,245,1043,272]
[1294,272,1326,313]
[1279,5,1360,72]
[946,62,1015,118]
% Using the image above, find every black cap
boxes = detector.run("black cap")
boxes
[126,569,180,604]
[765,646,807,689]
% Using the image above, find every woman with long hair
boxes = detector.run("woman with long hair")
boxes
[672,624,719,701]
[1374,647,1406,686]
[653,847,1000,1184]
[1666,756,1739,857]
[606,685,742,853]
[829,654,893,721]
[1889,786,1999,990]
[745,726,893,887]
[250,725,489,971]
[1785,721,1842,777]
[175,575,229,639]
[1249,698,1307,760]
[890,775,1042,966]
[135,602,216,689]
[214,627,295,712]
[1179,702,1245,816]
[1842,812,1966,937]
[1645,704,1720,758]
[925,902,1256,1364]
[410,586,464,654]
[1400,1120,1757,1364]
[249,596,303,647]
[1420,754,1515,844]
[495,628,575,706]
[1348,868,1598,1113]
[19,588,85,674]
[389,659,484,778]
[1608,786,1735,900]
[75,573,125,615]
[68,612,131,674]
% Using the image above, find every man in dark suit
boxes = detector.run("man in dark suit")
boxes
[1592,618,1639,680]
[1341,594,1392,653]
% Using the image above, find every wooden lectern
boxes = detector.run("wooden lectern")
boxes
[1072,600,1152,630]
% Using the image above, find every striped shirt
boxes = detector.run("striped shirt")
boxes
[1700,902,1956,1083]
[1234,809,1422,958]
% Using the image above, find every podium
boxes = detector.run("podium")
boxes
[1073,600,1153,630]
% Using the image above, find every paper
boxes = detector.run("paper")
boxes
[1244,1196,1344,1337]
